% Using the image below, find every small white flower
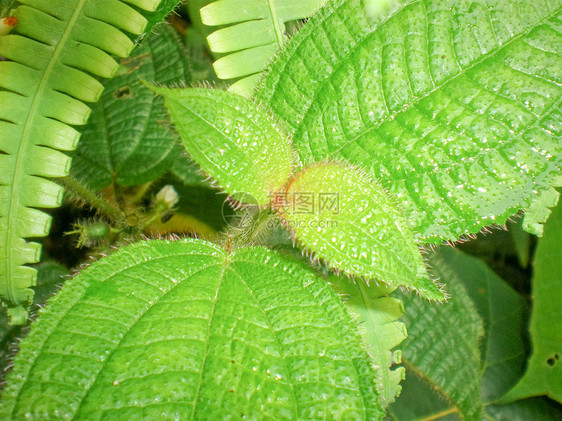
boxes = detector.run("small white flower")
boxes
[155,185,179,208]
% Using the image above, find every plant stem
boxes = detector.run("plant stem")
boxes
[131,181,153,205]
[112,181,127,212]
[55,176,125,225]
[418,407,458,421]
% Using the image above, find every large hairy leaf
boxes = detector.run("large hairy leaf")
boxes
[504,193,562,404]
[153,86,295,205]
[71,24,191,190]
[0,239,385,419]
[395,248,485,420]
[0,0,168,324]
[200,0,326,95]
[257,0,562,244]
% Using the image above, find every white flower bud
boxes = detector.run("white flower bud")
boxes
[155,185,179,209]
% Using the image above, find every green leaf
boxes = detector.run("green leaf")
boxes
[0,261,68,384]
[509,219,532,268]
[0,0,162,324]
[394,249,485,420]
[388,371,562,420]
[138,0,182,41]
[329,276,407,407]
[153,86,295,205]
[503,194,562,404]
[282,162,443,300]
[1,239,385,419]
[485,397,562,420]
[71,24,191,190]
[387,249,559,420]
[200,0,326,95]
[256,0,562,244]
[435,247,528,402]
[522,183,561,236]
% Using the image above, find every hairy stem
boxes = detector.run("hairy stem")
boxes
[55,176,125,225]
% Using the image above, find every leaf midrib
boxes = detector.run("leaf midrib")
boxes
[275,0,559,165]
[190,261,228,418]
[322,4,560,161]
[76,260,226,417]
[4,0,87,305]
[228,264,300,417]
[355,282,394,404]
[267,0,285,47]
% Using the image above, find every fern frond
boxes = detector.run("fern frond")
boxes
[0,0,163,324]
[200,0,327,96]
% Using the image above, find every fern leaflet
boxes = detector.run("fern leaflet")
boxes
[0,0,162,324]
[200,0,326,96]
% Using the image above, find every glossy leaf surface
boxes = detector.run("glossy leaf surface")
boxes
[257,0,562,243]
[1,239,384,419]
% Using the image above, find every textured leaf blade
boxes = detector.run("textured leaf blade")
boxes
[503,193,562,404]
[0,239,385,419]
[329,276,406,407]
[154,87,295,205]
[282,162,443,300]
[394,248,485,420]
[388,249,556,420]
[436,247,528,402]
[257,0,562,244]
[71,24,191,190]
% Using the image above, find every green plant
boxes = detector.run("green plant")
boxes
[200,0,327,95]
[0,0,560,419]
[0,0,179,324]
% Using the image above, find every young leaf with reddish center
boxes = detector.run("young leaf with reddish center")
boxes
[257,0,562,243]
[279,162,444,300]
